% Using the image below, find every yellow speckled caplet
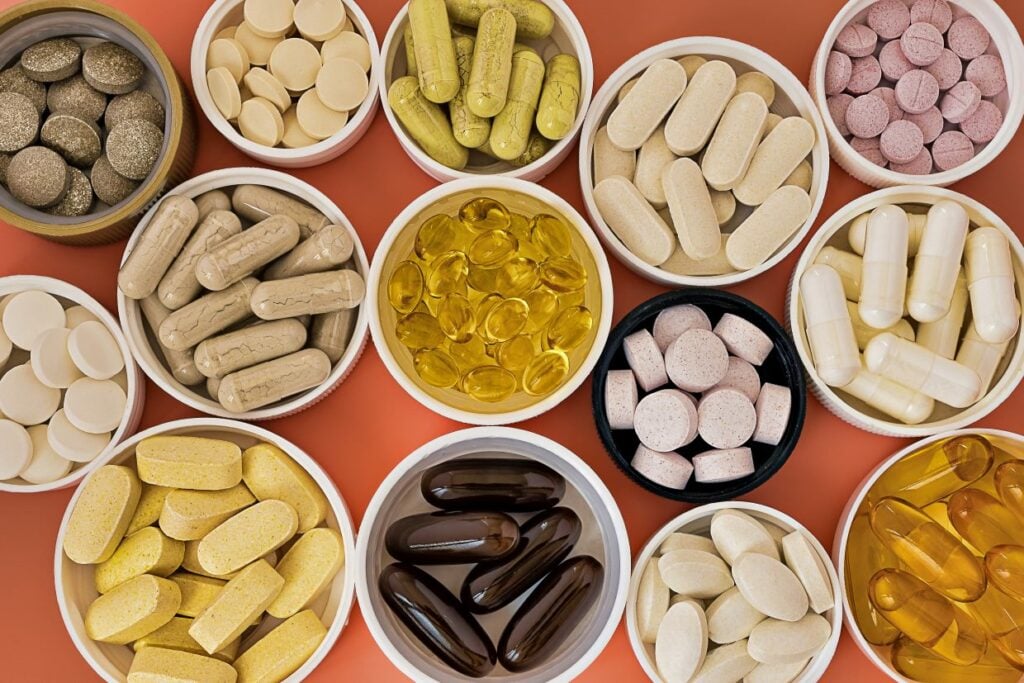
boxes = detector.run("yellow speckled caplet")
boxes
[182,540,279,580]
[267,527,345,619]
[64,465,142,565]
[127,646,237,683]
[85,574,181,645]
[159,484,256,541]
[126,484,173,536]
[136,436,242,491]
[242,443,328,532]
[197,499,298,576]
[94,526,185,594]
[170,572,225,618]
[234,610,327,683]
[132,616,240,662]
[189,559,284,655]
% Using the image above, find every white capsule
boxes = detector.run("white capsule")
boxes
[864,333,981,408]
[800,264,860,387]
[916,271,967,359]
[848,211,925,256]
[965,227,1020,344]
[815,247,862,301]
[908,201,969,323]
[956,320,1011,402]
[859,205,909,330]
[840,369,935,425]
[846,301,914,351]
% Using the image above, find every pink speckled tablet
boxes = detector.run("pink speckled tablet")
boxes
[965,54,1007,97]
[623,329,668,392]
[940,80,982,123]
[714,313,774,366]
[881,119,925,164]
[634,389,698,452]
[879,40,916,81]
[910,0,953,33]
[698,388,756,449]
[605,369,638,430]
[948,16,991,60]
[827,94,854,136]
[693,447,755,484]
[712,356,761,402]
[652,304,712,353]
[847,56,883,94]
[903,106,944,142]
[901,22,945,66]
[960,100,1003,143]
[846,94,890,138]
[868,0,911,40]
[895,69,940,114]
[932,130,975,170]
[632,444,694,490]
[835,23,878,58]
[752,383,792,446]
[924,49,963,90]
[825,51,853,95]
[851,135,887,166]
[871,87,904,122]
[890,147,934,174]
[665,328,729,393]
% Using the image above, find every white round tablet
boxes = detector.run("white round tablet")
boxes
[21,424,73,484]
[64,305,100,329]
[31,327,83,388]
[2,290,66,349]
[0,320,11,367]
[0,364,62,425]
[68,320,125,380]
[63,378,126,434]
[47,409,111,463]
[0,419,32,479]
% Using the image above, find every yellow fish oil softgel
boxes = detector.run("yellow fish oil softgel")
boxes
[135,436,243,491]
[86,574,181,645]
[891,636,1020,683]
[128,646,237,683]
[963,584,1024,667]
[64,464,142,565]
[94,526,185,594]
[868,434,994,508]
[197,499,298,576]
[242,442,329,533]
[189,559,285,655]
[986,544,1024,602]
[948,488,1024,552]
[233,610,327,683]
[132,616,240,662]
[996,461,1024,520]
[845,514,901,646]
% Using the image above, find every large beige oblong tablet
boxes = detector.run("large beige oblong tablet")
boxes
[135,436,243,491]
[592,126,635,184]
[234,609,327,683]
[242,442,329,532]
[64,464,142,564]
[267,527,344,618]
[665,60,737,156]
[662,158,721,260]
[126,484,172,536]
[94,526,185,594]
[655,600,708,683]
[733,117,816,206]
[128,646,238,683]
[636,556,670,644]
[189,559,285,655]
[660,548,734,598]
[197,499,298,576]
[726,186,811,271]
[732,552,809,622]
[660,238,733,278]
[593,176,674,266]
[633,127,676,208]
[85,574,181,644]
[781,530,835,614]
[701,92,768,191]
[160,484,257,541]
[606,58,687,152]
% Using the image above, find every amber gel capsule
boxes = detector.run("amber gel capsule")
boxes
[867,434,994,508]
[420,457,565,511]
[845,513,901,646]
[986,545,1024,602]
[891,636,1020,683]
[869,497,986,601]
[379,564,496,677]
[948,488,1024,552]
[963,583,1024,667]
[995,461,1024,520]
[385,510,519,564]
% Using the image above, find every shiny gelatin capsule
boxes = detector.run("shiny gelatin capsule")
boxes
[420,457,565,511]
[426,251,469,298]
[448,336,492,372]
[523,350,569,396]
[539,257,588,293]
[415,214,464,262]
[963,583,1024,667]
[891,636,1020,683]
[494,257,539,297]
[388,261,425,315]
[396,312,446,349]
[868,434,994,508]
[497,335,535,375]
[385,510,520,564]
[414,348,461,388]
[995,461,1024,520]
[467,263,500,293]
[483,297,529,342]
[508,212,531,242]
[986,545,1024,602]
[437,294,476,343]
[869,497,986,602]
[468,229,518,268]
[475,293,504,328]
[463,365,517,402]
[869,568,986,666]
[523,288,558,334]
[845,513,902,646]
[948,488,1024,552]
[545,305,593,352]
[460,197,511,232]
[530,214,572,258]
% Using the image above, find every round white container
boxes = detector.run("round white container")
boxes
[366,176,613,426]
[832,428,1023,681]
[578,36,830,288]
[355,426,630,682]
[54,417,357,683]
[191,0,381,168]
[626,502,843,682]
[379,0,593,183]
[117,168,370,421]
[810,0,1024,188]
[786,185,1024,437]
[0,275,144,494]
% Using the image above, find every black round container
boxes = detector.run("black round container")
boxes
[592,289,807,503]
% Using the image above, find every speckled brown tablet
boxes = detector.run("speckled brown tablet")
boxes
[713,313,774,366]
[665,328,729,392]
[697,388,757,449]
[105,90,164,129]
[0,92,40,153]
[91,153,139,205]
[7,146,69,207]
[0,153,10,184]
[41,113,102,167]
[48,166,93,217]
[20,38,81,82]
[47,74,107,121]
[0,65,47,113]
[106,118,163,180]
[605,368,639,430]
[82,42,144,95]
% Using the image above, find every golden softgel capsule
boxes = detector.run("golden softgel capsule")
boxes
[891,636,1020,683]
[985,544,1024,602]
[845,513,901,646]
[414,348,461,388]
[867,434,994,508]
[948,488,1024,552]
[389,260,425,315]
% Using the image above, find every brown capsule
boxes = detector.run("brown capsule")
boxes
[420,457,565,511]
[232,185,330,238]
[310,309,356,364]
[385,510,519,565]
[264,225,354,280]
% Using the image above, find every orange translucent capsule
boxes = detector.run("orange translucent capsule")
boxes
[995,461,1024,521]
[459,197,510,232]
[415,214,464,262]
[522,350,569,396]
[845,513,901,646]
[868,434,994,508]
[530,213,572,258]
[948,488,1024,553]
[388,260,425,315]
[545,305,593,352]
[426,251,469,298]
[396,312,445,349]
[436,294,476,343]
[468,229,517,268]
[539,256,587,293]
[463,365,517,402]
[986,545,1024,603]
[494,257,539,298]
[891,637,1020,682]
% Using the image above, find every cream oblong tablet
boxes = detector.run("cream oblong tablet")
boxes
[661,533,717,556]
[197,499,298,576]
[63,464,142,564]
[67,320,124,380]
[63,377,126,434]
[726,186,811,271]
[662,157,722,260]
[21,424,72,484]
[0,363,62,425]
[693,638,758,681]
[655,600,708,683]
[136,436,242,491]
[0,419,32,479]
[705,587,767,644]
[94,526,185,594]
[607,58,687,152]
[31,327,83,388]
[242,442,329,532]
[701,92,768,191]
[734,117,816,206]
[592,126,635,183]
[732,553,809,622]
[747,614,832,664]
[710,509,779,564]
[189,559,285,655]
[131,617,239,662]
[267,527,344,618]
[633,127,676,208]
[780,530,834,614]
[3,290,66,349]
[665,60,737,156]
[659,239,733,277]
[85,574,180,644]
[660,548,734,598]
[593,176,675,266]
[233,610,327,683]
[160,484,256,541]
[637,556,670,643]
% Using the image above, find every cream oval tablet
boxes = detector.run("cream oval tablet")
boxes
[0,363,61,425]
[660,548,734,598]
[189,559,285,655]
[734,117,816,206]
[732,553,809,622]
[637,556,670,643]
[160,484,257,541]
[30,327,83,388]
[693,638,758,682]
[2,290,66,349]
[655,600,708,683]
[208,67,242,120]
[593,126,636,184]
[0,419,32,479]
[63,464,142,564]
[21,424,72,484]
[233,610,327,683]
[705,587,766,644]
[709,509,780,564]
[780,531,834,614]
[744,658,811,683]
[67,320,124,380]
[64,377,126,434]
[633,127,676,208]
[660,532,718,556]
[197,499,298,576]
[747,613,832,664]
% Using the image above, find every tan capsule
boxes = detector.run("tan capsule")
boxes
[264,224,354,280]
[194,319,308,379]
[409,0,460,103]
[218,348,332,412]
[536,54,581,141]
[388,76,469,169]
[159,278,260,352]
[450,36,491,148]
[250,270,365,320]
[139,294,205,386]
[118,195,199,300]
[466,8,516,117]
[158,210,244,310]
[196,215,301,291]
[310,309,355,363]
[195,190,232,221]
[489,50,545,161]
[232,185,330,239]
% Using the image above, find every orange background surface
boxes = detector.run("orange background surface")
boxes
[0,0,1022,680]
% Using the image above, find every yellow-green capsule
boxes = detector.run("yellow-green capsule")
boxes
[450,36,491,148]
[536,54,581,141]
[467,263,500,293]
[530,214,572,258]
[539,256,587,292]
[437,293,476,343]
[388,260,425,314]
[388,77,469,170]
[475,293,504,328]
[546,305,593,351]
[495,256,539,297]
[448,335,492,371]
[507,213,531,242]
[510,131,554,167]
[404,26,419,78]
[444,0,555,41]
[497,334,535,375]
[408,0,460,104]
[490,50,545,161]
[523,349,569,396]
[415,214,464,263]
[468,229,518,267]
[466,8,516,117]
[523,288,558,333]
[463,365,517,402]
[413,348,461,388]
[426,250,469,297]
[459,197,511,232]
[396,311,445,349]
[483,297,529,342]
[513,43,538,55]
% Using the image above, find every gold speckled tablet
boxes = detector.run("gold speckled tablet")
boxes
[64,464,142,564]
[188,559,284,655]
[94,526,185,594]
[242,442,328,532]
[127,646,237,683]
[85,574,180,645]
[267,527,344,618]
[135,436,242,491]
[233,610,326,683]
[197,499,298,576]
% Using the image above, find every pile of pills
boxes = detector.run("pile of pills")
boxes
[799,199,1020,425]
[389,0,581,170]
[591,55,816,277]
[0,289,128,486]
[636,509,834,682]
[845,433,1024,678]
[206,0,371,148]
[117,186,365,413]
[61,435,344,682]
[0,37,163,216]
[380,456,603,676]
[604,304,792,490]
[387,195,594,403]
[825,0,1007,174]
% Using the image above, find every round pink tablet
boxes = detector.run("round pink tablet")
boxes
[632,444,694,490]
[910,0,953,33]
[948,16,991,60]
[848,56,883,94]
[851,135,888,166]
[752,383,792,446]
[846,94,890,138]
[698,388,756,449]
[932,130,976,170]
[940,80,982,123]
[879,40,916,81]
[903,106,944,142]
[960,100,1003,143]
[835,23,878,58]
[712,356,761,403]
[881,119,925,164]
[871,87,904,122]
[890,147,934,175]
[665,328,729,393]
[901,22,945,66]
[605,369,638,430]
[634,389,698,452]
[713,314,774,366]
[827,94,855,136]
[965,54,1007,97]
[825,51,853,95]
[924,49,963,90]
[868,0,911,40]
[693,447,755,484]
[652,304,712,353]
[895,69,940,114]
[623,329,667,392]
